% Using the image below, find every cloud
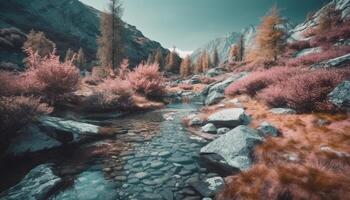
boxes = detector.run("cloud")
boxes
[169,48,193,58]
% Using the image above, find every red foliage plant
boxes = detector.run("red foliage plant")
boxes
[0,96,52,134]
[25,48,80,103]
[83,78,135,112]
[286,46,350,67]
[258,68,350,112]
[225,67,301,96]
[128,63,166,99]
[309,21,350,48]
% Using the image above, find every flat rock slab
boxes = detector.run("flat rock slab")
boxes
[0,164,62,200]
[207,108,249,128]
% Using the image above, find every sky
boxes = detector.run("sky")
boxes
[80,0,330,51]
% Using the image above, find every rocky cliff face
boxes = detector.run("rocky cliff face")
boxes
[191,25,256,65]
[0,0,168,67]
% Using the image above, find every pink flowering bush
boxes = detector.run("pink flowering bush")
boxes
[225,67,302,96]
[258,68,350,111]
[25,48,80,103]
[83,78,135,112]
[128,63,166,99]
[0,96,52,135]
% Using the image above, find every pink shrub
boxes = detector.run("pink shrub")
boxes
[128,63,166,99]
[0,96,52,134]
[258,68,350,111]
[0,71,41,96]
[309,21,350,47]
[225,67,301,96]
[83,78,135,111]
[287,46,350,67]
[26,50,80,103]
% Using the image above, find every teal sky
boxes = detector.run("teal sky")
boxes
[80,0,330,51]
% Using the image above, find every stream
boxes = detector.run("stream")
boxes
[0,102,219,200]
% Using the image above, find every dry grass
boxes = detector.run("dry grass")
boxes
[218,97,350,200]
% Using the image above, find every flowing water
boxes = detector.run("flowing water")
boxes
[1,102,219,200]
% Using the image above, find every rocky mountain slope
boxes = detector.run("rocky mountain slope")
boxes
[191,25,256,65]
[0,0,168,67]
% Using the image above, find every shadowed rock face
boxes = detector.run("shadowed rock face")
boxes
[0,0,168,67]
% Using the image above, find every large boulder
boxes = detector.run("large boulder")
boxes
[0,164,62,200]
[329,81,350,108]
[38,116,100,143]
[207,73,248,95]
[6,125,62,156]
[205,91,225,105]
[312,53,350,68]
[207,108,250,128]
[200,126,263,171]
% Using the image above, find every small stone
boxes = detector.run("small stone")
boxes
[257,121,278,137]
[159,151,171,157]
[103,168,112,172]
[135,172,149,179]
[201,123,217,134]
[270,108,296,115]
[115,176,127,181]
[217,127,230,135]
[150,161,164,169]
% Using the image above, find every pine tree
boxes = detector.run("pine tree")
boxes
[202,51,211,72]
[195,54,203,73]
[154,48,164,70]
[180,55,192,77]
[229,44,239,62]
[212,48,219,67]
[23,30,55,57]
[237,35,245,61]
[97,0,124,70]
[317,4,341,33]
[255,6,286,61]
[165,50,181,73]
[64,48,75,63]
[76,48,86,68]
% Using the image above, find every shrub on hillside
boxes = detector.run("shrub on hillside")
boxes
[128,63,165,99]
[286,46,350,67]
[83,79,135,112]
[0,71,41,96]
[225,67,301,96]
[0,96,52,134]
[25,49,80,103]
[258,68,350,111]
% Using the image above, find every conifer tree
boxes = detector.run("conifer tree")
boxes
[212,48,219,67]
[154,48,164,69]
[76,48,86,68]
[23,30,55,57]
[165,49,181,73]
[180,55,192,77]
[317,4,341,33]
[97,0,124,70]
[255,6,285,61]
[64,48,75,62]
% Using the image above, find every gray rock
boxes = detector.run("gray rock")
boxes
[150,161,164,169]
[205,91,225,105]
[189,176,225,197]
[329,81,350,108]
[38,116,100,143]
[6,125,62,156]
[207,108,250,128]
[257,122,278,137]
[200,126,263,170]
[207,72,248,94]
[217,127,230,135]
[312,53,350,68]
[0,164,61,200]
[295,47,322,58]
[206,68,224,77]
[270,108,296,114]
[188,114,204,126]
[160,188,174,200]
[201,123,217,134]
[134,172,149,179]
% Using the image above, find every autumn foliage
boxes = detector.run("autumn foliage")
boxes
[128,63,166,99]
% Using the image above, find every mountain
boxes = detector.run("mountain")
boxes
[0,0,168,67]
[289,0,350,41]
[191,25,256,65]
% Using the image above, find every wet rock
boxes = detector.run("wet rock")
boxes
[115,176,127,181]
[169,156,192,164]
[312,53,350,68]
[257,121,278,137]
[189,176,225,197]
[270,108,296,114]
[38,116,100,143]
[141,193,163,200]
[207,72,248,95]
[200,126,263,171]
[205,91,225,105]
[150,161,164,169]
[134,172,149,179]
[159,151,172,157]
[6,125,62,156]
[329,81,350,108]
[201,123,217,134]
[207,108,250,128]
[0,164,61,200]
[161,188,174,200]
[217,127,230,135]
